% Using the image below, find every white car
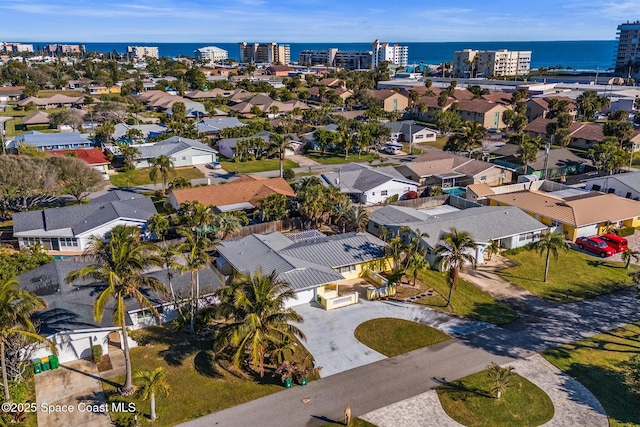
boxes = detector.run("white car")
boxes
[205,162,222,170]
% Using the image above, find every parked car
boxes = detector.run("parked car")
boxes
[205,162,222,170]
[575,236,616,258]
[599,233,628,253]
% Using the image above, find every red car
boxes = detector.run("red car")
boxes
[575,236,616,258]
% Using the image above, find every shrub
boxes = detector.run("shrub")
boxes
[616,227,636,237]
[385,194,399,204]
[403,191,418,200]
[91,345,103,363]
[282,168,295,180]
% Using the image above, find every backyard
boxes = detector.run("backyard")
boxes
[544,322,640,426]
[109,166,204,188]
[105,327,317,427]
[499,248,638,302]
[219,158,299,174]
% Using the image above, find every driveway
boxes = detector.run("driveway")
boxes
[294,300,493,377]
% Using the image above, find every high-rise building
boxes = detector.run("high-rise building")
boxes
[126,46,159,60]
[372,40,408,68]
[195,46,228,64]
[615,21,640,75]
[453,49,531,77]
[45,44,85,55]
[238,42,290,65]
[298,48,372,70]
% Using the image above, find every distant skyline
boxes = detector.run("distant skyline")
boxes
[0,0,636,43]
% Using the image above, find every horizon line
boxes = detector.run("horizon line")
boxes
[4,39,617,44]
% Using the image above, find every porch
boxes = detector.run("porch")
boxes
[316,271,396,310]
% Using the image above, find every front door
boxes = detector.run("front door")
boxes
[51,238,60,251]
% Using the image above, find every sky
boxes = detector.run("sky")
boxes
[0,0,637,42]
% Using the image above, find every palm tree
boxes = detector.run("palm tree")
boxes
[147,213,170,241]
[405,251,428,287]
[0,278,54,402]
[622,248,640,269]
[169,176,192,190]
[434,228,477,307]
[332,198,352,233]
[486,240,500,261]
[534,232,568,282]
[177,230,210,333]
[268,133,294,178]
[517,134,539,174]
[134,368,170,421]
[486,362,515,399]
[66,225,165,395]
[349,205,369,232]
[459,121,486,156]
[158,243,182,312]
[149,155,176,195]
[215,211,244,240]
[213,270,305,377]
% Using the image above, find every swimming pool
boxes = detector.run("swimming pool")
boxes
[443,187,466,196]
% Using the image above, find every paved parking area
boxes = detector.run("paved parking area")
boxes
[294,300,492,377]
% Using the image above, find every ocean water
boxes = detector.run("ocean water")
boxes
[26,40,617,71]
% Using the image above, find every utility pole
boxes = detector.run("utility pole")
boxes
[543,138,552,180]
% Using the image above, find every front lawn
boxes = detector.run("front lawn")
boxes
[106,326,317,427]
[543,323,640,426]
[219,159,298,174]
[413,269,518,325]
[499,248,637,302]
[109,167,204,188]
[354,318,450,357]
[305,150,380,165]
[437,369,554,427]
[417,136,448,150]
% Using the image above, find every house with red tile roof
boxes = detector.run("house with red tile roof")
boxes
[48,148,112,178]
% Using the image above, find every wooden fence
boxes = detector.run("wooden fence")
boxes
[225,217,305,240]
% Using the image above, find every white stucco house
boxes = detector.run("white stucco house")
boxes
[12,191,157,253]
[321,163,419,205]
[583,172,640,201]
[106,136,218,168]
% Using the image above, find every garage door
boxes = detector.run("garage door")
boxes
[575,224,600,238]
[284,288,316,308]
[191,154,213,165]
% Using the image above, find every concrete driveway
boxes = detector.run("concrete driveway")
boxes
[294,300,492,377]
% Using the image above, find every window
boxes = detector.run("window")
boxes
[480,176,487,181]
[59,237,78,247]
[337,265,356,274]
[381,190,388,196]
[182,156,186,160]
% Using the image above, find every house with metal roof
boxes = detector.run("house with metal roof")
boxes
[215,231,390,307]
[113,123,167,141]
[109,136,218,168]
[12,191,157,253]
[195,117,246,136]
[488,189,640,240]
[383,120,437,144]
[9,130,93,152]
[322,163,419,205]
[18,260,222,363]
[583,171,640,200]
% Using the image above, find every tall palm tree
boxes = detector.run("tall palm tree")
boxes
[459,121,486,156]
[622,248,640,269]
[349,205,369,232]
[147,213,170,241]
[534,232,568,282]
[149,155,176,195]
[434,229,477,307]
[158,243,181,313]
[517,135,539,174]
[404,251,428,287]
[66,225,165,395]
[134,368,170,421]
[268,133,294,178]
[213,270,305,377]
[332,198,352,233]
[0,278,54,402]
[177,230,210,333]
[215,211,244,240]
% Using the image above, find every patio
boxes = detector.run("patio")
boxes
[317,274,396,310]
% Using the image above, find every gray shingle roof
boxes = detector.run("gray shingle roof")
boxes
[196,117,246,133]
[217,232,387,291]
[370,205,432,225]
[13,131,91,148]
[322,163,418,193]
[113,123,167,140]
[17,260,222,335]
[137,136,217,159]
[608,172,640,191]
[13,191,157,236]
[383,120,425,135]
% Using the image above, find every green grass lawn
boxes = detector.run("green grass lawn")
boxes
[354,318,451,357]
[106,326,317,427]
[499,248,638,302]
[417,136,448,150]
[1,377,37,426]
[37,90,84,98]
[219,159,299,174]
[305,150,380,165]
[543,323,640,426]
[109,167,204,188]
[437,369,554,427]
[414,269,518,325]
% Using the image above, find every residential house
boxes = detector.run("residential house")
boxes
[0,85,24,102]
[321,163,419,204]
[48,148,112,179]
[21,111,50,129]
[216,130,302,159]
[19,260,221,363]
[395,151,513,188]
[13,191,157,253]
[215,231,389,307]
[195,117,246,136]
[17,94,84,109]
[489,143,593,178]
[184,88,234,99]
[9,131,93,152]
[130,136,218,168]
[266,65,295,76]
[369,204,547,265]
[488,186,640,240]
[167,175,296,213]
[113,123,167,141]
[583,171,640,200]
[307,86,354,103]
[383,120,437,143]
[367,89,410,112]
[525,97,577,122]
[455,99,508,129]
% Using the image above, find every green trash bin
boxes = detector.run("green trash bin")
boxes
[49,354,59,370]
[300,376,308,386]
[41,357,50,371]
[284,378,292,389]
[32,359,42,375]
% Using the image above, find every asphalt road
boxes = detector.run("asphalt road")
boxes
[179,287,640,427]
